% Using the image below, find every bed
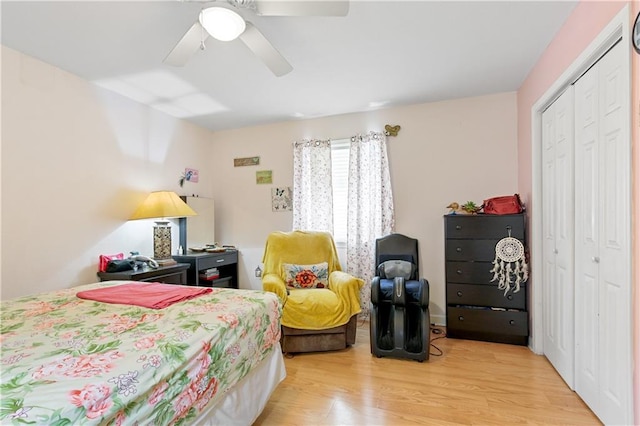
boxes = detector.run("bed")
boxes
[0,281,286,425]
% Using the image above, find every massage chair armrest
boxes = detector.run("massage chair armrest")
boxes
[371,276,382,304]
[262,273,288,304]
[420,278,430,307]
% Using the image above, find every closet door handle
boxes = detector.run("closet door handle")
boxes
[553,248,558,254]
[592,256,600,263]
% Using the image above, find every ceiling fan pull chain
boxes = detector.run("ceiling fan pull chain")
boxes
[200,24,206,51]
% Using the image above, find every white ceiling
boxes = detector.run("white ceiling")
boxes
[1,0,577,132]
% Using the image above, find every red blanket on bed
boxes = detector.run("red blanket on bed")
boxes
[77,282,213,309]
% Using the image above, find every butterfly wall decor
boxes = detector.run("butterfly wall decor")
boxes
[384,124,401,137]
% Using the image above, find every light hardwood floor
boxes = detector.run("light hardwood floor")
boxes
[254,321,600,425]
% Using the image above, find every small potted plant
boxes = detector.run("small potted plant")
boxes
[461,201,481,214]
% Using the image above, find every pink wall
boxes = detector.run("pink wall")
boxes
[516,0,639,421]
[633,1,640,422]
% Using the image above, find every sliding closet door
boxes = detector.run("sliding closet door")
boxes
[541,87,574,388]
[574,40,631,425]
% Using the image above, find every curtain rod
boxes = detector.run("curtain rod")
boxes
[293,125,401,146]
[346,125,401,141]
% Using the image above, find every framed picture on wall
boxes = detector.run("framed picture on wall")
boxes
[256,170,272,184]
[271,187,292,211]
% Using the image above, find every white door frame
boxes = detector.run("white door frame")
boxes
[529,5,631,354]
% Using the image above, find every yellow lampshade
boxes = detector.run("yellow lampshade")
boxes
[130,191,197,220]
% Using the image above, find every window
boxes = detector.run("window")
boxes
[331,139,350,245]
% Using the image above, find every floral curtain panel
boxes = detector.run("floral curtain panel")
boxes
[346,132,395,312]
[292,139,333,233]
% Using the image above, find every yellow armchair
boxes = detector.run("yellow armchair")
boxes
[261,230,364,353]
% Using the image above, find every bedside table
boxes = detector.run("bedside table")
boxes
[97,263,190,285]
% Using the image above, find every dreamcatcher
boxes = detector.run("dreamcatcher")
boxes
[489,228,528,296]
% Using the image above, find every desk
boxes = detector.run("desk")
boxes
[97,263,190,284]
[173,250,238,288]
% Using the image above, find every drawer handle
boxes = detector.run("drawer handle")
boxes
[456,291,463,297]
[456,270,463,275]
[458,316,464,321]
[216,259,224,263]
[455,225,462,230]
[456,247,462,253]
[507,295,513,300]
[509,320,515,326]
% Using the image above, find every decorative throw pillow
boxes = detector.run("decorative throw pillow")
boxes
[282,262,329,289]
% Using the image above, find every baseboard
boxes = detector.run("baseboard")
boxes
[430,314,446,326]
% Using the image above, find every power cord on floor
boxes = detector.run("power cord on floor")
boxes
[357,314,368,328]
[429,326,446,357]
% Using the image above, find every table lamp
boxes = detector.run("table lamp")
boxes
[130,191,197,262]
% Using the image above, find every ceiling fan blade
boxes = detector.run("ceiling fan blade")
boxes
[164,22,207,67]
[239,23,293,77]
[254,1,349,17]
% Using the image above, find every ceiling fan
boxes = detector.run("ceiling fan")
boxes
[164,0,349,77]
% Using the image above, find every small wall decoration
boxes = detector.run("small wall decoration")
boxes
[185,168,199,182]
[272,187,292,211]
[489,229,529,296]
[234,156,260,167]
[178,168,199,187]
[384,124,401,137]
[256,170,272,184]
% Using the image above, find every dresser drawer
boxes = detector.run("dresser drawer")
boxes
[445,239,500,261]
[198,252,238,270]
[447,283,526,309]
[446,261,496,284]
[447,307,528,336]
[445,215,525,240]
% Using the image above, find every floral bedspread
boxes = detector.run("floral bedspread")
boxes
[0,281,282,425]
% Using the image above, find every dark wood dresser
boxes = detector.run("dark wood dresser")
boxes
[444,213,528,345]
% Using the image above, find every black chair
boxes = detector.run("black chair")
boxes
[370,233,430,361]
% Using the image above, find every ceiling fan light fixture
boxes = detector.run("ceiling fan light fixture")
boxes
[200,7,246,42]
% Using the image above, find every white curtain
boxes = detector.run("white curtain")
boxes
[292,139,333,232]
[346,132,395,312]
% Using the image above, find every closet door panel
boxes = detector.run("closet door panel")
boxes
[575,40,631,425]
[574,52,600,414]
[596,41,630,425]
[541,88,574,389]
[541,110,557,347]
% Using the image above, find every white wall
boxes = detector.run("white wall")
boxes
[211,92,519,324]
[1,45,519,321]
[0,46,214,299]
